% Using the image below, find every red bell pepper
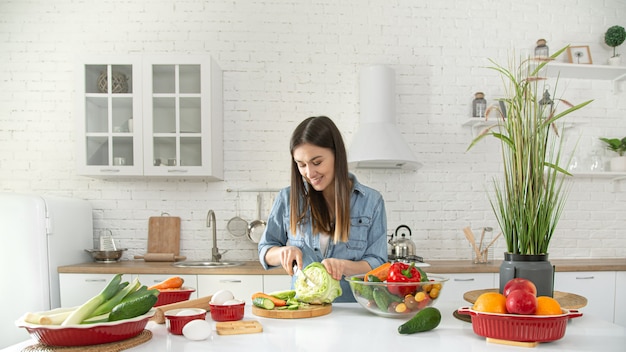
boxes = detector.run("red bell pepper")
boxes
[387,262,421,296]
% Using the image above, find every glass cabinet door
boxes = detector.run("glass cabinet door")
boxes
[78,60,142,176]
[143,57,222,179]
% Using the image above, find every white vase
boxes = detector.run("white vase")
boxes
[608,56,621,66]
[609,156,626,171]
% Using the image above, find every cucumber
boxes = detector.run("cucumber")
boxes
[108,291,158,322]
[351,277,375,301]
[252,297,275,310]
[398,307,441,334]
[372,287,391,312]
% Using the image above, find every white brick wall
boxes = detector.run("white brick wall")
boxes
[1,0,625,262]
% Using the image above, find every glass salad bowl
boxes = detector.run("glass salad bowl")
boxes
[346,274,448,318]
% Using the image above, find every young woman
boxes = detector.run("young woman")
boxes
[258,116,388,302]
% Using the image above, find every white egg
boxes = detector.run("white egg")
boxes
[176,309,200,316]
[182,319,212,341]
[222,299,243,305]
[210,289,234,305]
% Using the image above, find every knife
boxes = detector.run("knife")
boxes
[293,261,319,287]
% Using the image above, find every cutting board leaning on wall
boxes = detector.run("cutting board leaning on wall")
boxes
[147,214,181,256]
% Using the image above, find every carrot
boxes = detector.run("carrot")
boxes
[364,262,391,282]
[148,276,184,290]
[251,292,287,307]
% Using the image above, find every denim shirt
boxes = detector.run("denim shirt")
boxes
[258,173,388,302]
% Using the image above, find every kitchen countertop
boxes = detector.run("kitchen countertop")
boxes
[5,301,626,352]
[57,258,626,275]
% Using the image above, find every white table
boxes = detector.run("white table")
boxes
[4,301,626,352]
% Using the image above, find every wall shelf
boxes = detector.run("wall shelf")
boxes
[534,62,626,92]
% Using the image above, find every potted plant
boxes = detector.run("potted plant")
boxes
[605,25,626,66]
[467,46,593,297]
[599,137,626,171]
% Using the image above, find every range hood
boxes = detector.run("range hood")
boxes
[348,65,421,170]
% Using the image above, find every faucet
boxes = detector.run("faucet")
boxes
[206,210,222,262]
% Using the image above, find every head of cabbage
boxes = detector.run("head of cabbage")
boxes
[295,262,342,304]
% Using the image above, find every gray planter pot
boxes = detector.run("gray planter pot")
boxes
[499,253,555,297]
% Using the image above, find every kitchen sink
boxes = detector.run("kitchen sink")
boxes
[172,261,245,268]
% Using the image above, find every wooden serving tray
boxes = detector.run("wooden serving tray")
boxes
[215,320,263,335]
[463,289,588,309]
[251,304,332,319]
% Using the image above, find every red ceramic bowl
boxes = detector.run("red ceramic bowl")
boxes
[164,308,207,335]
[210,302,245,322]
[457,306,583,342]
[15,309,155,347]
[155,287,196,307]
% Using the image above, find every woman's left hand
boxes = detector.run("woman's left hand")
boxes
[321,258,346,281]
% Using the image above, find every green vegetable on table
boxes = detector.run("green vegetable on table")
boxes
[294,262,342,304]
[398,307,441,334]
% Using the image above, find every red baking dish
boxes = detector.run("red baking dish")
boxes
[16,309,154,347]
[457,306,583,342]
[154,287,196,307]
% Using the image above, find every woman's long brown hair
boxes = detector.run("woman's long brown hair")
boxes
[289,116,351,243]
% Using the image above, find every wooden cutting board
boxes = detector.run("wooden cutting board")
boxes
[215,320,263,335]
[148,215,181,256]
[463,289,588,309]
[251,304,332,319]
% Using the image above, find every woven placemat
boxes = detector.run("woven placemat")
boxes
[463,289,588,309]
[22,330,152,352]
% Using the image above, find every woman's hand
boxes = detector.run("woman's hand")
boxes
[270,246,304,276]
[321,258,373,281]
[321,258,348,281]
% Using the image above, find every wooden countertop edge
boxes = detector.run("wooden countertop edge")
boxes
[58,258,626,275]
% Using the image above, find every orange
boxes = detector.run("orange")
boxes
[535,296,562,315]
[472,292,507,314]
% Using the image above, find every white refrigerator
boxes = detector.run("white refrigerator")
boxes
[0,193,93,348]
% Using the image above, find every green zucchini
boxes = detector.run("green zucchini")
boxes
[108,290,158,322]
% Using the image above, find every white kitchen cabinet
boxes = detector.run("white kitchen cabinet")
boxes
[142,56,223,179]
[197,275,263,304]
[437,273,497,306]
[76,55,223,179]
[76,58,143,176]
[132,274,198,300]
[59,273,125,307]
[554,271,616,323]
[615,271,626,327]
[263,275,293,293]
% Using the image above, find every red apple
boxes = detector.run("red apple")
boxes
[505,289,538,315]
[503,278,537,297]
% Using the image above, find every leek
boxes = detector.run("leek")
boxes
[61,273,123,326]
[89,278,140,318]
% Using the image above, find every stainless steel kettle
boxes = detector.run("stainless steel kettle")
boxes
[393,225,415,259]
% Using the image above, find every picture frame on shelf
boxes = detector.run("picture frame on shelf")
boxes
[567,45,593,64]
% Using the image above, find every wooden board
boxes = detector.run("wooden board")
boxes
[147,216,181,256]
[215,320,263,335]
[487,337,539,348]
[463,289,588,309]
[251,304,332,319]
